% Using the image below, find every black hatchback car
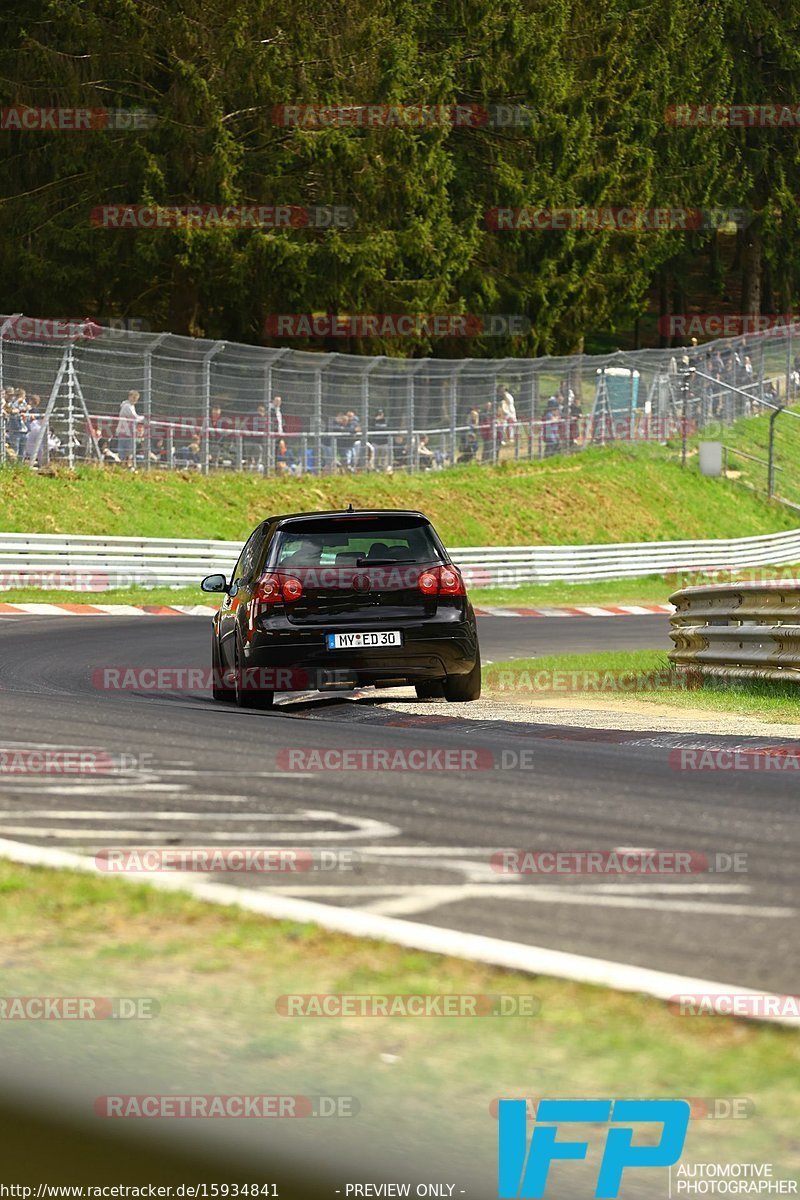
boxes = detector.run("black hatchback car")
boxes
[201,509,481,708]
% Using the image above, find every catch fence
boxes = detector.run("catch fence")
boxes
[0,315,796,475]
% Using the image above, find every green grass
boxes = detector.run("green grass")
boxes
[1,860,798,1173]
[715,403,800,510]
[484,649,800,723]
[0,440,795,547]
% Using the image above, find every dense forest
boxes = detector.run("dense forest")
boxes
[1,0,799,356]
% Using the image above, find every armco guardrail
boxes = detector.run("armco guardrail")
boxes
[3,527,800,589]
[669,581,800,682]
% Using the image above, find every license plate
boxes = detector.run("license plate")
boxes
[326,630,402,650]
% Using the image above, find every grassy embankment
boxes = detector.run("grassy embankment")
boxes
[0,441,796,607]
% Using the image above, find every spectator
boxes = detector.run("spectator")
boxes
[497,383,517,443]
[342,410,361,470]
[392,433,409,471]
[275,437,296,475]
[479,400,495,460]
[148,435,166,466]
[208,403,227,467]
[567,395,583,449]
[246,403,268,468]
[417,434,435,469]
[543,406,561,457]
[269,394,284,436]
[351,425,374,471]
[322,411,346,472]
[24,414,45,464]
[458,409,479,463]
[176,437,201,470]
[7,396,27,460]
[97,435,122,465]
[371,408,389,470]
[115,390,143,466]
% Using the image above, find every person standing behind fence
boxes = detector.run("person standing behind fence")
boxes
[115,390,142,466]
[7,395,27,460]
[269,394,284,436]
[371,408,389,470]
[543,405,561,457]
[497,384,516,444]
[479,400,495,460]
[568,395,582,449]
[24,413,44,464]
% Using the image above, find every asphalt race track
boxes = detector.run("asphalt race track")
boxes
[1,612,797,995]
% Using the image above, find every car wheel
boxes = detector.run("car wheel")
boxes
[443,653,482,703]
[234,640,275,710]
[415,680,445,699]
[212,632,234,702]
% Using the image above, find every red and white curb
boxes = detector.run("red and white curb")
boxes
[0,602,673,618]
[473,603,674,617]
[0,836,793,1027]
[0,602,218,616]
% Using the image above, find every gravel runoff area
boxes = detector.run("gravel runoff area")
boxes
[372,689,800,738]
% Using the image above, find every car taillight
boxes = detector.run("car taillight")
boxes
[438,566,464,595]
[254,574,304,604]
[281,576,303,602]
[255,574,282,604]
[417,566,465,597]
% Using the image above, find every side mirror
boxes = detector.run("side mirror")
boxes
[201,573,229,594]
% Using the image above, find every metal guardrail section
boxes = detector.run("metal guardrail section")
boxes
[3,527,800,589]
[669,580,800,683]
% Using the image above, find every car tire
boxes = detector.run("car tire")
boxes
[415,680,445,699]
[233,640,275,710]
[443,653,482,703]
[212,633,235,702]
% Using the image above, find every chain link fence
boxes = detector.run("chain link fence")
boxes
[0,314,797,475]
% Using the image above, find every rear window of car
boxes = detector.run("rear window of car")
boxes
[271,517,444,568]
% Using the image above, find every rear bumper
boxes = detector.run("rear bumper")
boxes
[243,616,478,690]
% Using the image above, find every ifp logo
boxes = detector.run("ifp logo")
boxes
[498,1098,689,1198]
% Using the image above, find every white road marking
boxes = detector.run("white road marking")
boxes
[354,884,794,919]
[0,828,383,841]
[0,810,332,821]
[0,836,795,1027]
[0,808,400,841]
